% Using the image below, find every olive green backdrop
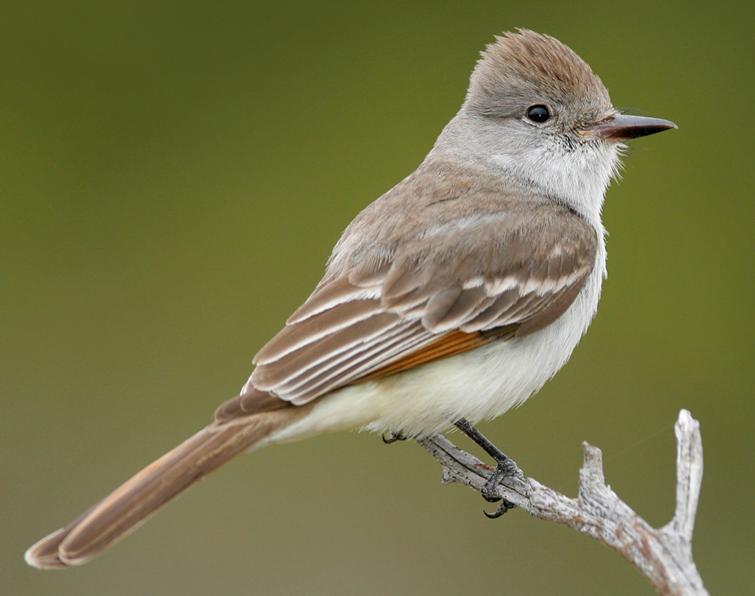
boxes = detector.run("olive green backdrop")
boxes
[2,1,752,594]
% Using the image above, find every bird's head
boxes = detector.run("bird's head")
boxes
[439,30,676,218]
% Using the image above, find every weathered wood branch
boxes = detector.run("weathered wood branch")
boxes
[418,409,707,595]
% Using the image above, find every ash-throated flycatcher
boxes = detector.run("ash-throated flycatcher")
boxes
[26,29,675,569]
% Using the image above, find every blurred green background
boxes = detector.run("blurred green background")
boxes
[2,1,752,594]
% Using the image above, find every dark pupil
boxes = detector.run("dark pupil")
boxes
[527,105,550,123]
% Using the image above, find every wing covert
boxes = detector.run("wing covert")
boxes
[229,203,598,414]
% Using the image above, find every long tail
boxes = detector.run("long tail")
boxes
[25,408,300,569]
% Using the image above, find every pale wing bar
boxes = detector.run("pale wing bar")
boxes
[235,209,597,412]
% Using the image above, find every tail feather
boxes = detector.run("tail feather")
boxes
[25,409,300,569]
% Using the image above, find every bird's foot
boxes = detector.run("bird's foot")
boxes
[381,431,407,445]
[454,418,524,519]
[480,458,522,518]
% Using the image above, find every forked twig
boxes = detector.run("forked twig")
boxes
[418,409,707,595]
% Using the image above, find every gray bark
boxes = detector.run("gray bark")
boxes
[418,409,707,595]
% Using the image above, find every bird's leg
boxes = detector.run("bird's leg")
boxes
[381,430,407,444]
[454,418,523,518]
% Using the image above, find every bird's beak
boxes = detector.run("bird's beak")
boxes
[583,113,677,141]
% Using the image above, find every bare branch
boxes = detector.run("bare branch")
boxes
[418,409,707,595]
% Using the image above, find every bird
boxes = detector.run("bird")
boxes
[25,29,675,569]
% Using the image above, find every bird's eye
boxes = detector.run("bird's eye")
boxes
[526,105,551,123]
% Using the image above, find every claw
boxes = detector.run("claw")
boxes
[480,461,518,517]
[483,500,515,519]
[453,418,524,518]
[381,431,406,444]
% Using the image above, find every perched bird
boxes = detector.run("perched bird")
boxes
[25,29,675,569]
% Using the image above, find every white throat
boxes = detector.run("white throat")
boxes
[488,140,620,225]
[430,112,622,227]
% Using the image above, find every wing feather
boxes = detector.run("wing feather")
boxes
[274,321,422,398]
[289,324,434,404]
[225,194,598,421]
[251,311,399,390]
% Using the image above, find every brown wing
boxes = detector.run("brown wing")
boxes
[358,326,517,382]
[218,201,598,420]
